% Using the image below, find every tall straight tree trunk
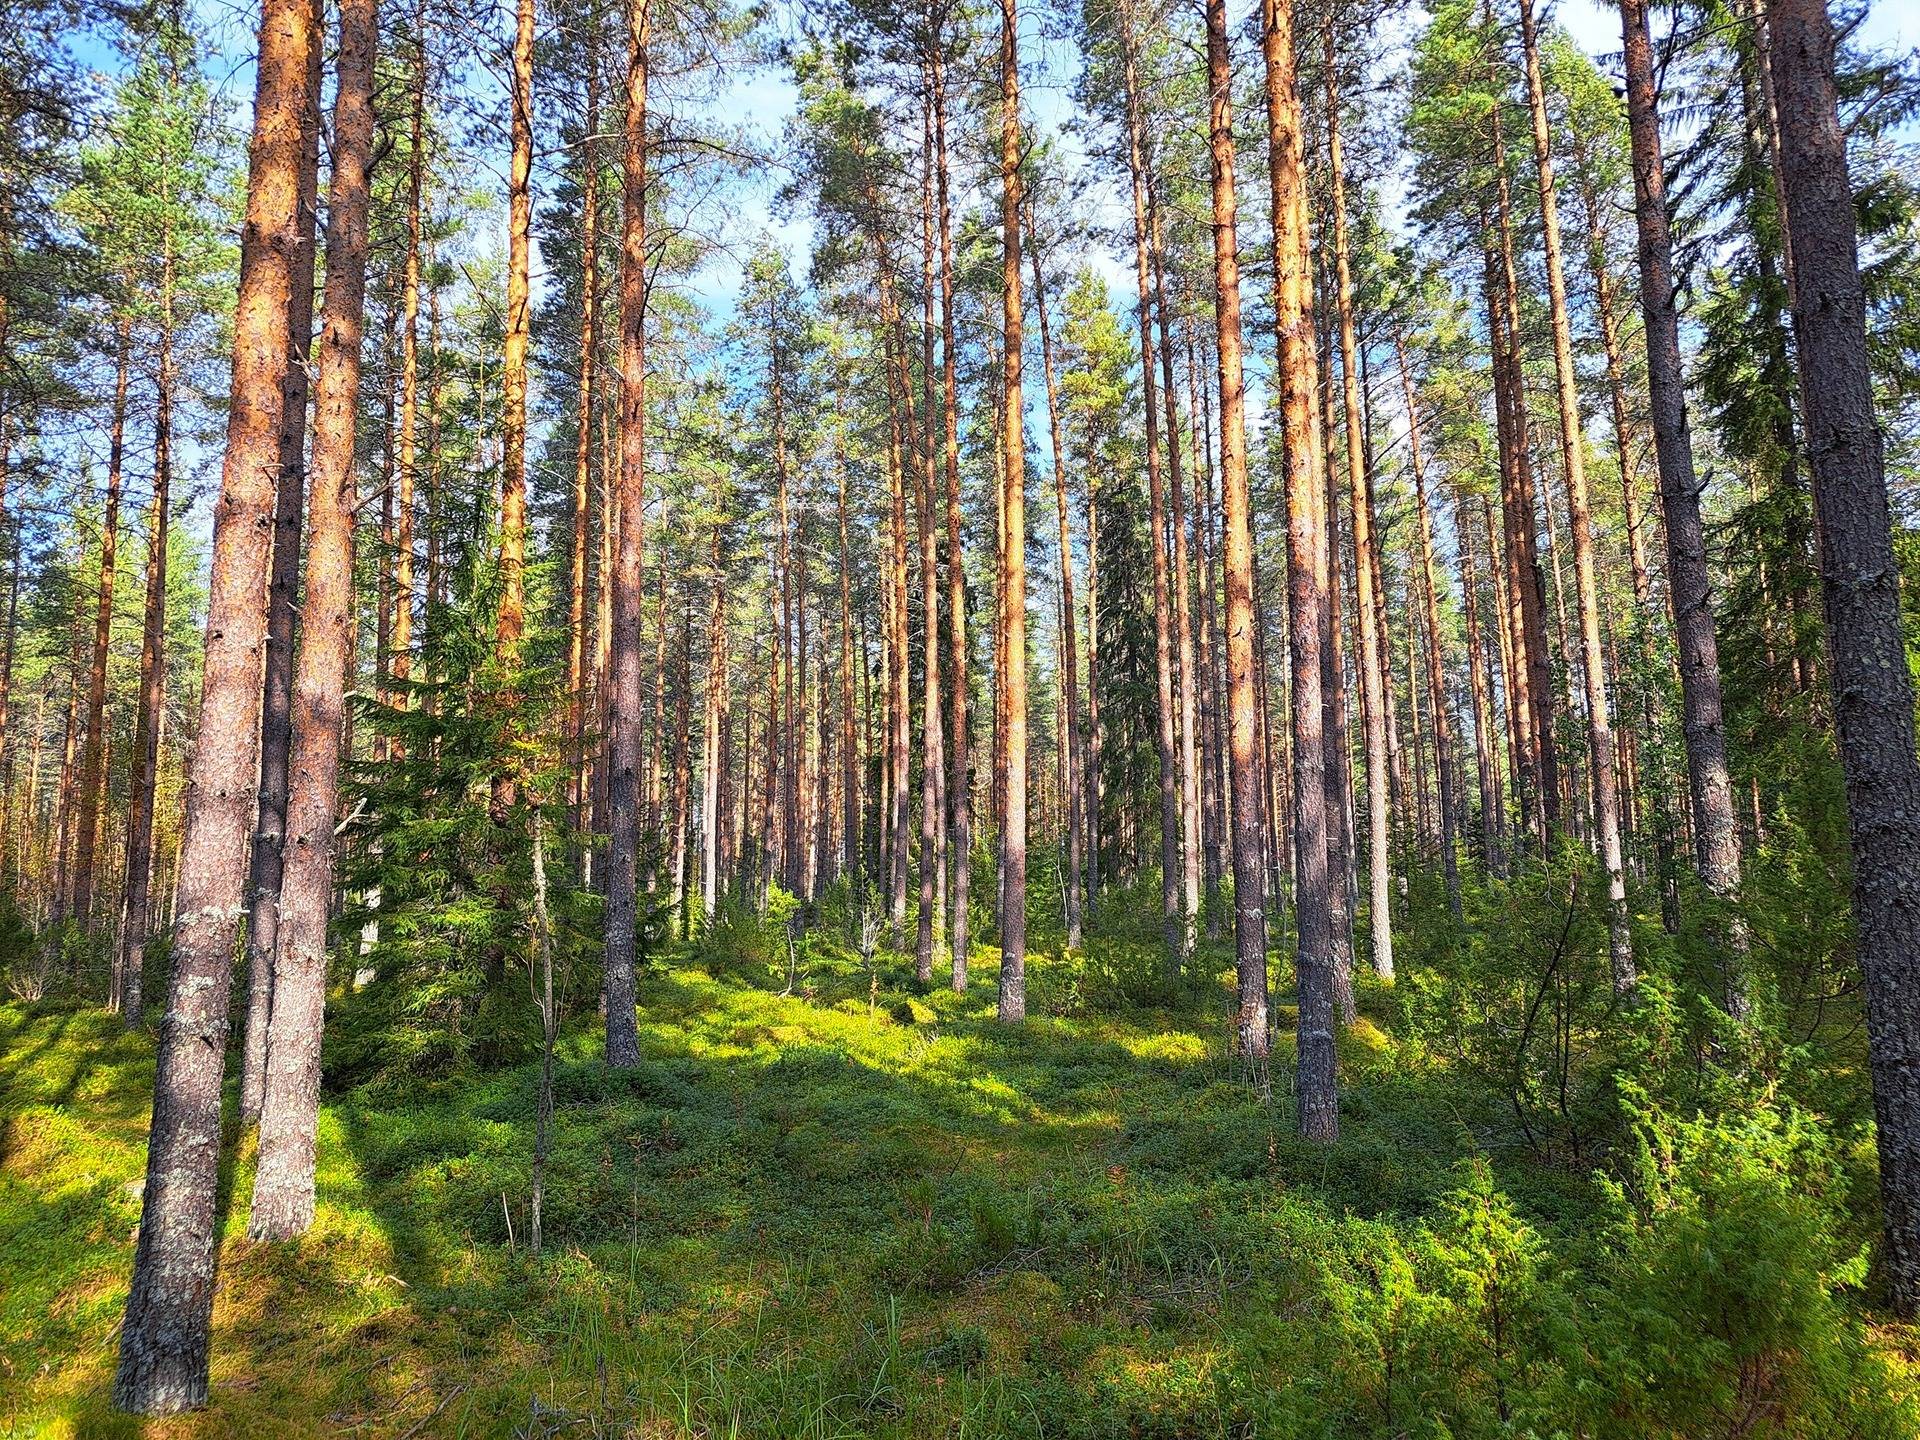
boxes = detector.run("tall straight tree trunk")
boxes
[239,43,320,1124]
[1188,328,1225,936]
[1084,461,1103,913]
[701,529,726,919]
[1770,0,1920,1317]
[1262,0,1334,1134]
[1117,0,1183,979]
[570,42,601,845]
[1206,0,1269,1069]
[1397,331,1462,917]
[1517,0,1632,991]
[120,270,173,1024]
[72,316,131,931]
[838,431,861,897]
[1028,209,1082,950]
[1146,187,1201,966]
[995,0,1028,1021]
[1318,355,1357,1022]
[1323,25,1392,981]
[1620,0,1747,1012]
[113,0,318,1408]
[247,0,377,1241]
[930,40,970,987]
[880,289,912,940]
[391,6,422,731]
[603,0,651,1067]
[909,111,945,958]
[492,0,535,812]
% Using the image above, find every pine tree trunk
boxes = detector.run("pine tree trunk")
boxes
[1206,0,1270,1067]
[1146,187,1201,967]
[246,0,377,1242]
[72,316,131,932]
[603,0,650,1064]
[1620,0,1748,1012]
[1323,26,1393,981]
[238,45,320,1123]
[1769,0,1920,1317]
[995,0,1028,1021]
[1398,331,1462,917]
[569,48,600,847]
[1262,0,1334,1133]
[113,0,318,1407]
[119,255,174,1026]
[1116,1,1184,981]
[930,41,970,987]
[1517,0,1632,990]
[1029,212,1082,950]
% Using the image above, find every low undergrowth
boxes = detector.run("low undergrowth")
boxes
[3,914,1915,1437]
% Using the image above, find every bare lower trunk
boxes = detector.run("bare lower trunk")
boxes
[1324,26,1392,982]
[1263,0,1334,1135]
[995,0,1027,1021]
[1518,0,1631,991]
[1620,0,1747,1013]
[114,0,319,1411]
[73,318,131,932]
[247,0,377,1243]
[603,0,652,1067]
[1770,0,1920,1317]
[240,42,320,1124]
[1116,2,1183,980]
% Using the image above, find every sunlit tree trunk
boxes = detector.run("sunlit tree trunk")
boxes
[113,0,318,1408]
[569,34,601,848]
[1620,0,1747,1012]
[1116,2,1184,980]
[1206,0,1269,1066]
[603,0,652,1066]
[995,0,1028,1021]
[1397,331,1461,918]
[118,203,177,1021]
[1770,0,1920,1316]
[1323,25,1392,981]
[1517,0,1632,989]
[1262,0,1334,1134]
[1028,209,1081,950]
[247,0,377,1243]
[1146,185,1200,967]
[72,316,131,932]
[238,42,319,1123]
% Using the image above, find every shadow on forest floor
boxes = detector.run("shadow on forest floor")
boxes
[3,926,1896,1438]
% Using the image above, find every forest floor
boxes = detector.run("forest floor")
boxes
[1,921,1911,1437]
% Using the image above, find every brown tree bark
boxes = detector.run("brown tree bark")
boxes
[1146,187,1201,966]
[1397,331,1462,917]
[1206,0,1269,1066]
[1028,206,1082,950]
[72,316,132,931]
[930,38,970,987]
[247,0,378,1242]
[995,0,1028,1021]
[1116,0,1184,979]
[113,0,318,1407]
[1323,25,1393,981]
[238,39,320,1123]
[1770,0,1920,1316]
[1620,0,1747,1012]
[1517,0,1632,990]
[603,0,651,1066]
[1262,0,1334,1134]
[570,41,601,845]
[119,288,172,1024]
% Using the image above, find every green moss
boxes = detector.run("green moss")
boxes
[3,936,1914,1437]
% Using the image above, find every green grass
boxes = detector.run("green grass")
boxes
[1,933,1912,1437]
